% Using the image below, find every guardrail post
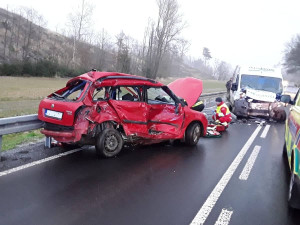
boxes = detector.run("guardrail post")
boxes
[45,137,52,148]
[0,135,2,161]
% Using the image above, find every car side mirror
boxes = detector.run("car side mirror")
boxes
[281,94,292,104]
[231,83,237,91]
[179,98,188,107]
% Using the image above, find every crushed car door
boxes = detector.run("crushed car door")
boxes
[146,86,184,138]
[108,86,149,136]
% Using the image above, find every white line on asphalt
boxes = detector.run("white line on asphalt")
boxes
[214,208,233,225]
[239,145,261,180]
[0,148,82,177]
[260,125,270,138]
[205,106,215,110]
[190,124,262,225]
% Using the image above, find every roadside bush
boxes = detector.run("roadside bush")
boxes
[0,60,87,77]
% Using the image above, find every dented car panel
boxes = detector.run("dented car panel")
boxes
[38,71,208,157]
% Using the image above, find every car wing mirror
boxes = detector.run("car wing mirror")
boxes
[281,94,292,104]
[231,83,237,91]
[179,98,188,107]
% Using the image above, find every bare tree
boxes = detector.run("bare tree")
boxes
[115,31,131,73]
[143,0,186,79]
[67,0,94,66]
[203,47,212,66]
[2,5,10,61]
[284,35,300,74]
[93,29,111,71]
[177,38,190,59]
[22,8,37,61]
[212,58,220,79]
[214,60,231,80]
[35,15,47,50]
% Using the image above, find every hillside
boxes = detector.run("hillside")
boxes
[0,7,212,79]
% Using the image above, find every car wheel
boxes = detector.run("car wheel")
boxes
[283,142,287,158]
[185,123,201,146]
[288,156,300,209]
[288,173,300,208]
[96,128,124,158]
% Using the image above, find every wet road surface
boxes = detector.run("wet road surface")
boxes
[0,122,299,225]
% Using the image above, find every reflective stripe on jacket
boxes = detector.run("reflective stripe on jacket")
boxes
[216,103,230,116]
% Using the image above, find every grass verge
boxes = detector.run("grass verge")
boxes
[2,130,44,151]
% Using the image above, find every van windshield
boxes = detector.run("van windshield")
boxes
[240,74,283,94]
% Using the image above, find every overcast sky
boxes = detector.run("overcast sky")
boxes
[1,0,300,67]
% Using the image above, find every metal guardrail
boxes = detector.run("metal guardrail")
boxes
[0,91,226,160]
[200,91,227,105]
[0,114,43,160]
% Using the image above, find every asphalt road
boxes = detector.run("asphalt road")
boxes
[0,122,299,225]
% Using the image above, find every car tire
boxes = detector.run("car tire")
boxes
[288,155,300,209]
[283,141,287,158]
[185,123,201,146]
[95,128,124,158]
[288,173,300,209]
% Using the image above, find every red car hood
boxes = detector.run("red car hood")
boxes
[168,77,203,107]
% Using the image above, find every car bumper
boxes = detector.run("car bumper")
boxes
[234,100,270,117]
[41,129,76,142]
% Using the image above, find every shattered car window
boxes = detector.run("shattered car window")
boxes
[51,80,88,101]
[114,86,143,101]
[147,87,175,104]
[93,87,109,101]
[240,75,283,94]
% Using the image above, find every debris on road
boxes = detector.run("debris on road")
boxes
[205,127,221,138]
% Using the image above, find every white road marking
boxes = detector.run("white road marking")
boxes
[239,145,261,180]
[205,106,215,110]
[214,208,233,225]
[190,125,262,225]
[0,148,82,177]
[260,124,270,138]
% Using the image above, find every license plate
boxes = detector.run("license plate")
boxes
[45,109,63,120]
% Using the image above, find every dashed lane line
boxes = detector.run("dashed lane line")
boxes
[190,124,262,225]
[0,148,82,177]
[260,125,270,138]
[214,208,233,225]
[239,145,261,180]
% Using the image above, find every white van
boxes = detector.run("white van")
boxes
[229,66,284,118]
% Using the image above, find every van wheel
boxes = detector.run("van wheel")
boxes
[185,123,201,146]
[96,128,124,158]
[288,173,300,208]
[288,154,300,208]
[282,142,287,158]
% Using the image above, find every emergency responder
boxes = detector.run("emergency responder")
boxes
[226,77,233,101]
[191,99,205,112]
[212,97,232,125]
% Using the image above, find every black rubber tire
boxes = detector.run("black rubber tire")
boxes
[95,128,124,158]
[288,154,300,209]
[185,123,201,146]
[283,142,287,158]
[288,173,300,209]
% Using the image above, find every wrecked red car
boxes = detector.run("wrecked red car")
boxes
[38,71,208,157]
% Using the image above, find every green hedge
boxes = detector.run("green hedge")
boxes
[0,60,87,77]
